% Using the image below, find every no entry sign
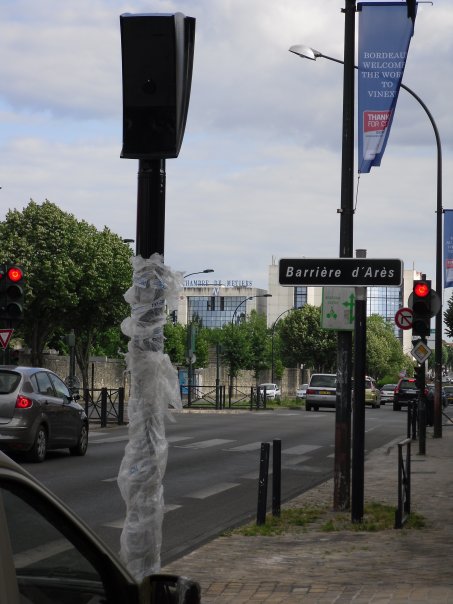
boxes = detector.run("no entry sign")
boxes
[395,307,413,330]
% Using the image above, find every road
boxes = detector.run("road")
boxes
[21,406,407,565]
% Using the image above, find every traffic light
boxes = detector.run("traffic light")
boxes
[120,13,196,160]
[414,364,425,391]
[0,264,24,323]
[412,279,431,338]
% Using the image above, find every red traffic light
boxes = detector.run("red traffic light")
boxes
[413,282,430,298]
[7,266,23,282]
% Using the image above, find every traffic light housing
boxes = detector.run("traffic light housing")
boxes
[0,264,24,324]
[120,12,196,160]
[412,280,431,338]
[414,364,425,391]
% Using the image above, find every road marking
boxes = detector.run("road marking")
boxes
[175,438,235,449]
[13,539,74,568]
[103,504,182,529]
[168,436,193,443]
[282,444,321,455]
[186,482,239,499]
[225,441,263,452]
[90,435,129,444]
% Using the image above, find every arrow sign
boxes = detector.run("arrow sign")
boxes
[395,307,413,330]
[0,329,14,350]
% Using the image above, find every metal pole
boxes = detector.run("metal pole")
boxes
[136,159,166,258]
[272,439,281,517]
[351,286,366,523]
[257,442,270,525]
[334,0,356,512]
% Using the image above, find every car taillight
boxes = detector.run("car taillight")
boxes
[394,385,400,394]
[15,395,33,409]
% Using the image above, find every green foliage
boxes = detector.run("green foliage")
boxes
[0,200,132,380]
[278,305,337,372]
[366,315,412,380]
[244,310,271,382]
[231,507,324,536]
[164,321,211,368]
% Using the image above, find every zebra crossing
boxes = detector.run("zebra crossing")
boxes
[92,430,326,531]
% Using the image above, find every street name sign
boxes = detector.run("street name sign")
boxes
[279,258,403,287]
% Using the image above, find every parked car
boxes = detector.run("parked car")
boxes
[0,366,88,462]
[379,383,397,405]
[393,377,419,411]
[258,383,281,401]
[443,385,453,405]
[295,384,308,399]
[364,377,380,408]
[305,374,336,411]
[0,449,200,603]
[351,377,380,408]
[426,384,448,409]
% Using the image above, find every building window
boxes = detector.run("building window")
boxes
[187,296,249,328]
[294,287,307,309]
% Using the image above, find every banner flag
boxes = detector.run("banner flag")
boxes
[444,210,453,288]
[358,2,416,173]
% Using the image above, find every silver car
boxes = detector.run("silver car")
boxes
[0,366,88,462]
[305,374,337,411]
[379,383,397,405]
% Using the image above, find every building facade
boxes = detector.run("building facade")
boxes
[175,261,424,357]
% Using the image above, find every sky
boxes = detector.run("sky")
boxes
[0,1,452,317]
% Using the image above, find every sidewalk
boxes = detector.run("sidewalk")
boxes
[163,425,453,603]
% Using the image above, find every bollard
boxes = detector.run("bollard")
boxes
[100,387,107,427]
[256,442,270,525]
[272,439,281,517]
[118,387,125,425]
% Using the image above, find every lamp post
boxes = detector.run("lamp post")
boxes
[290,44,444,438]
[184,269,214,279]
[231,294,272,325]
[271,308,296,383]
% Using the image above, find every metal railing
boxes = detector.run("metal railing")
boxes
[180,385,269,410]
[83,387,125,427]
[395,437,411,529]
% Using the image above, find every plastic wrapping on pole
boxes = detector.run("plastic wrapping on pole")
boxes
[117,254,183,581]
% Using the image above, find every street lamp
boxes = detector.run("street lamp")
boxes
[271,308,296,383]
[231,294,272,325]
[290,43,444,438]
[183,269,214,279]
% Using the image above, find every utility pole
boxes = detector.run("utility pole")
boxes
[334,0,356,511]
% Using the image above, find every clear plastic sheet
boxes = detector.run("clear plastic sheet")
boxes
[117,253,183,581]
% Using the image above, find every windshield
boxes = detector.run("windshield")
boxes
[399,380,417,390]
[310,375,336,388]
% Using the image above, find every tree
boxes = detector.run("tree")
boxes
[366,315,412,380]
[219,321,251,395]
[444,295,453,341]
[279,305,337,372]
[244,310,271,386]
[0,200,132,384]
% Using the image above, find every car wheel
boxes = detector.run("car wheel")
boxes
[306,403,311,411]
[27,425,47,463]
[70,424,88,457]
[393,403,401,411]
[313,405,319,411]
